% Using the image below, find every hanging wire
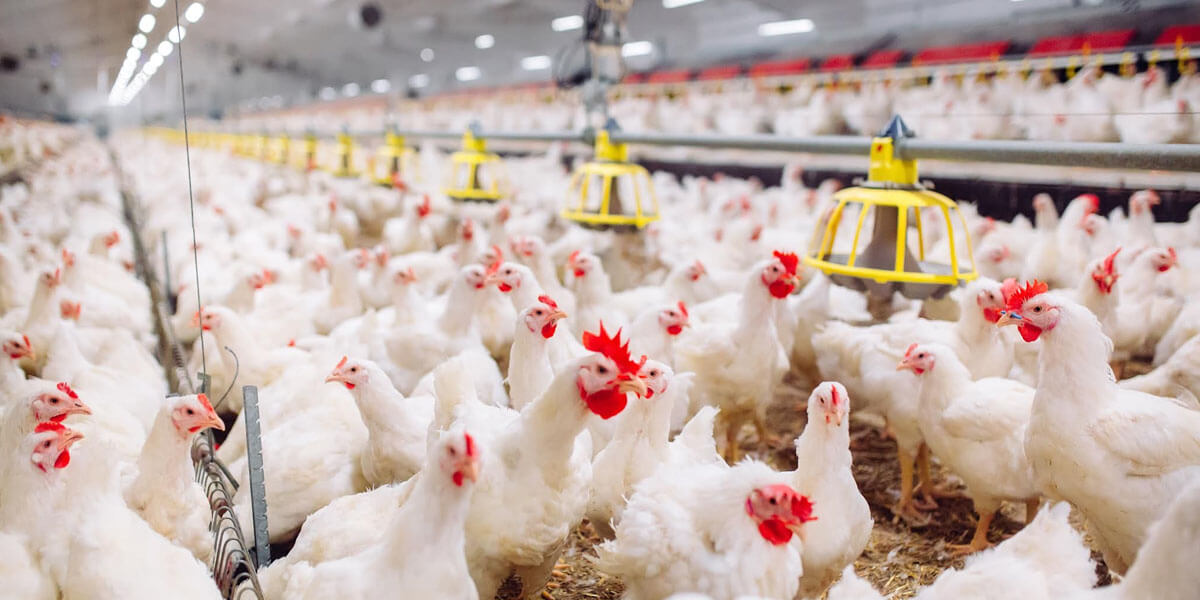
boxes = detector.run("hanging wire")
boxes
[171,0,206,377]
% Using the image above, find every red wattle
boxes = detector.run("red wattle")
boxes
[344,383,356,390]
[666,325,683,336]
[453,472,465,487]
[541,322,557,339]
[1018,323,1043,342]
[757,518,794,546]
[54,450,71,470]
[578,380,628,420]
[499,283,513,292]
[573,269,586,278]
[768,279,795,299]
[982,308,1001,323]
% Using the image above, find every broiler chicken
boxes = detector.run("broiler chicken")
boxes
[900,343,1040,554]
[281,428,481,600]
[787,382,872,597]
[596,459,815,600]
[675,251,801,461]
[998,281,1200,573]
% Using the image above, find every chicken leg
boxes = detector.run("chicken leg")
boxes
[949,509,995,556]
[722,412,746,463]
[752,409,781,448]
[916,443,964,508]
[895,447,925,520]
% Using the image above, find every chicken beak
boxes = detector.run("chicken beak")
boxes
[69,401,92,417]
[617,376,649,398]
[830,410,844,427]
[457,459,480,484]
[786,521,807,543]
[324,372,344,384]
[202,412,226,432]
[59,429,84,450]
[549,310,569,322]
[896,359,914,372]
[995,311,1021,327]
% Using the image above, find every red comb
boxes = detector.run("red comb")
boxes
[464,432,476,457]
[197,393,215,414]
[56,382,78,400]
[829,385,839,407]
[582,322,645,376]
[568,249,581,265]
[485,250,503,276]
[537,295,558,310]
[22,334,31,350]
[417,195,432,218]
[773,250,799,276]
[34,421,67,434]
[903,343,918,359]
[1005,280,1049,311]
[1101,248,1121,274]
[677,301,688,318]
[1168,247,1178,263]
[336,356,348,369]
[1080,194,1099,213]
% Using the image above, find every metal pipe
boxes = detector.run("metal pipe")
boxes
[896,139,1200,173]
[234,127,1200,173]
[609,131,873,155]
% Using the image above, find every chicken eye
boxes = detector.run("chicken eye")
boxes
[49,398,59,404]
[1033,306,1043,313]
[597,365,609,375]
[449,447,457,456]
[769,497,777,505]
[43,441,52,448]
[350,367,358,373]
[186,408,195,415]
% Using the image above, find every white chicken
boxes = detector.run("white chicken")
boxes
[787,382,872,597]
[899,343,1040,554]
[998,281,1200,573]
[281,428,481,600]
[596,459,815,600]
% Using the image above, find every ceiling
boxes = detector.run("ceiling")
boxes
[1,0,1197,122]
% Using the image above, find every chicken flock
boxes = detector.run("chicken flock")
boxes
[0,117,1198,600]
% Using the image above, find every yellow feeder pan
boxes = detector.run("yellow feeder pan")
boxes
[331,131,360,178]
[370,129,416,188]
[302,132,318,171]
[562,126,659,231]
[803,116,977,300]
[444,126,505,202]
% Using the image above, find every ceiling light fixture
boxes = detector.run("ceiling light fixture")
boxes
[663,0,704,7]
[127,47,141,60]
[184,2,205,23]
[521,55,552,70]
[151,0,165,7]
[370,78,390,93]
[551,15,583,31]
[319,86,337,100]
[456,66,481,81]
[343,82,360,96]
[138,13,156,33]
[131,33,147,49]
[420,48,434,62]
[157,40,174,56]
[409,73,430,88]
[475,34,495,49]
[621,41,654,57]
[167,25,186,43]
[757,18,815,36]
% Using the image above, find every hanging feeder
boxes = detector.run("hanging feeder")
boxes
[443,124,505,202]
[369,128,416,188]
[330,130,359,178]
[562,121,659,231]
[273,133,290,166]
[803,115,978,300]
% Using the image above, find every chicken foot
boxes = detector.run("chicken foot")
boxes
[948,509,995,556]
[721,412,746,463]
[1025,498,1041,524]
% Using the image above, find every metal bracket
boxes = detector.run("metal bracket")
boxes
[242,385,270,569]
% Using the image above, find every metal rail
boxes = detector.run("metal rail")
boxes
[111,149,266,600]
[228,126,1200,173]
